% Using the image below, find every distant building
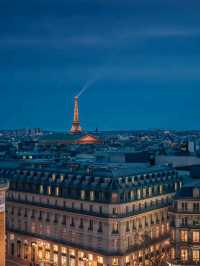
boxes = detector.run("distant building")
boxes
[40,133,101,145]
[155,155,200,168]
[169,179,200,265]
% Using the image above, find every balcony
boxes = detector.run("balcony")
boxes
[7,198,169,219]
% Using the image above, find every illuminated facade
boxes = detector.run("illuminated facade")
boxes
[2,163,182,266]
[0,179,9,266]
[169,180,200,266]
[70,96,82,134]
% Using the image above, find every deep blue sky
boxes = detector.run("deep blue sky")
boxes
[0,0,200,131]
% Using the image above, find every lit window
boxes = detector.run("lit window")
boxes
[112,223,119,233]
[112,258,119,265]
[53,253,58,263]
[69,249,75,256]
[78,251,84,258]
[47,186,51,195]
[97,256,103,264]
[38,249,43,260]
[55,187,59,196]
[137,189,141,199]
[171,230,175,241]
[193,232,200,243]
[61,247,67,254]
[112,193,118,203]
[88,254,93,261]
[125,256,130,263]
[171,248,175,260]
[180,230,188,242]
[53,245,58,252]
[61,255,67,265]
[181,249,188,261]
[45,250,50,261]
[193,250,200,262]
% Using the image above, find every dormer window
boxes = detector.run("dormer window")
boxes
[81,190,85,200]
[47,186,51,195]
[137,189,141,200]
[55,187,59,196]
[193,188,200,198]
[112,193,118,203]
[90,191,95,201]
[39,185,43,194]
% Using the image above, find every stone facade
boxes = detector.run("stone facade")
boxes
[0,163,182,266]
[169,180,200,266]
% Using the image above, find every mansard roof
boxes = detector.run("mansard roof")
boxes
[0,161,178,193]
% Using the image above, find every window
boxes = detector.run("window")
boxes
[112,223,119,234]
[112,258,119,265]
[24,244,28,259]
[90,191,95,201]
[193,250,200,262]
[99,206,103,214]
[181,202,188,211]
[97,256,103,264]
[98,222,103,233]
[11,243,15,256]
[171,248,175,260]
[81,190,85,200]
[126,221,130,232]
[181,249,188,261]
[47,186,51,195]
[55,187,59,196]
[70,218,74,227]
[193,231,200,243]
[79,219,84,229]
[112,193,118,203]
[137,189,141,200]
[17,241,21,257]
[180,231,188,242]
[39,185,43,194]
[113,208,117,215]
[194,203,199,212]
[88,220,93,231]
[181,217,188,226]
[62,215,66,225]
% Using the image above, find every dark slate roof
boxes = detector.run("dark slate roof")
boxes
[0,161,179,194]
[176,179,200,199]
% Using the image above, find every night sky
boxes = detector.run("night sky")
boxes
[0,0,200,131]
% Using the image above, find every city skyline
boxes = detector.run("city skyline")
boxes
[1,0,200,131]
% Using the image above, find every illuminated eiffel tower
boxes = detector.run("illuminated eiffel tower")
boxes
[70,96,82,134]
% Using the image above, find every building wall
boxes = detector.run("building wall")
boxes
[6,190,172,266]
[0,184,8,266]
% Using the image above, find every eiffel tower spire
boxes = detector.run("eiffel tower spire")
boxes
[70,96,82,134]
